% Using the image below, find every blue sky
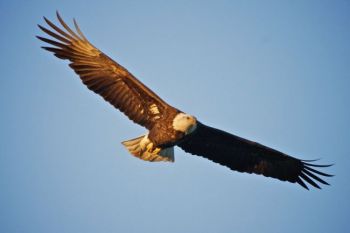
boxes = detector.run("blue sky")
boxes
[1,1,349,232]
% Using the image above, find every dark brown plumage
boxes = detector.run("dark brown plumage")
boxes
[179,122,332,189]
[37,12,333,190]
[37,12,176,131]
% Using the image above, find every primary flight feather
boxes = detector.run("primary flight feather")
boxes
[37,12,332,189]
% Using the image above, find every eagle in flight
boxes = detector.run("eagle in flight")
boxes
[37,12,332,190]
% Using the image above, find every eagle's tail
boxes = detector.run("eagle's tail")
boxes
[121,135,174,162]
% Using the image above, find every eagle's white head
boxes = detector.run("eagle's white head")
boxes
[172,113,197,135]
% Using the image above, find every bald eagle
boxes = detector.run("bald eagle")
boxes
[37,12,332,190]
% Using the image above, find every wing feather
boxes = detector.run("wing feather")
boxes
[37,12,173,129]
[178,122,332,189]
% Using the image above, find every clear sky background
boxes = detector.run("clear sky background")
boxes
[1,1,349,232]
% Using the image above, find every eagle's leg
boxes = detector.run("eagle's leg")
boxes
[122,134,174,162]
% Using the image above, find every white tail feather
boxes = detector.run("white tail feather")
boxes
[121,135,174,162]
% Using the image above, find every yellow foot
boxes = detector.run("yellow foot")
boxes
[146,143,154,151]
[144,143,161,155]
[152,147,161,155]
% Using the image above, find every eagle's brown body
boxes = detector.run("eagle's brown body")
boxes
[148,110,183,147]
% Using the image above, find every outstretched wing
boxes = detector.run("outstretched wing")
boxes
[178,122,332,190]
[37,12,174,130]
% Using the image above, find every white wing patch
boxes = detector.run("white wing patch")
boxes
[149,104,160,114]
